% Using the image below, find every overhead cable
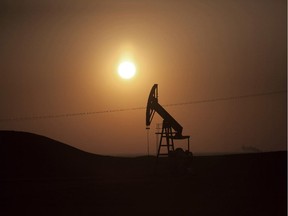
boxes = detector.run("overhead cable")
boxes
[0,90,286,122]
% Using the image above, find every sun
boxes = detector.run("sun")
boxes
[117,61,136,79]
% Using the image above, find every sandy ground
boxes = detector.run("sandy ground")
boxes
[0,131,286,215]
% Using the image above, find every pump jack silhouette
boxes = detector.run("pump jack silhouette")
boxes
[146,84,191,158]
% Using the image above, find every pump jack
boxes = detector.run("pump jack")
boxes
[146,84,191,158]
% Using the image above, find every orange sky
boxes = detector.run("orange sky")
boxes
[0,0,286,155]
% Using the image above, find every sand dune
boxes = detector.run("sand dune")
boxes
[0,131,286,215]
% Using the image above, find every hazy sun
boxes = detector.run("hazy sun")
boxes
[118,61,136,79]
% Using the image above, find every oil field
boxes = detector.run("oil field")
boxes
[1,1,286,215]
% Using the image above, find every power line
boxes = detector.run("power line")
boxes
[0,90,286,122]
[164,90,287,107]
[0,107,146,122]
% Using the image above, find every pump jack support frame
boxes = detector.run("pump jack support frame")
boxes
[156,121,190,158]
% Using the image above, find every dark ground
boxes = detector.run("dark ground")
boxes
[0,131,287,216]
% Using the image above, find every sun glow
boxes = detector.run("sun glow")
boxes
[117,61,136,79]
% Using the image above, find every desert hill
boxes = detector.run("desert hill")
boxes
[0,131,155,179]
[0,131,158,179]
[0,130,286,216]
[1,130,99,178]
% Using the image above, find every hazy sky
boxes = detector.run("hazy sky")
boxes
[0,0,286,155]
